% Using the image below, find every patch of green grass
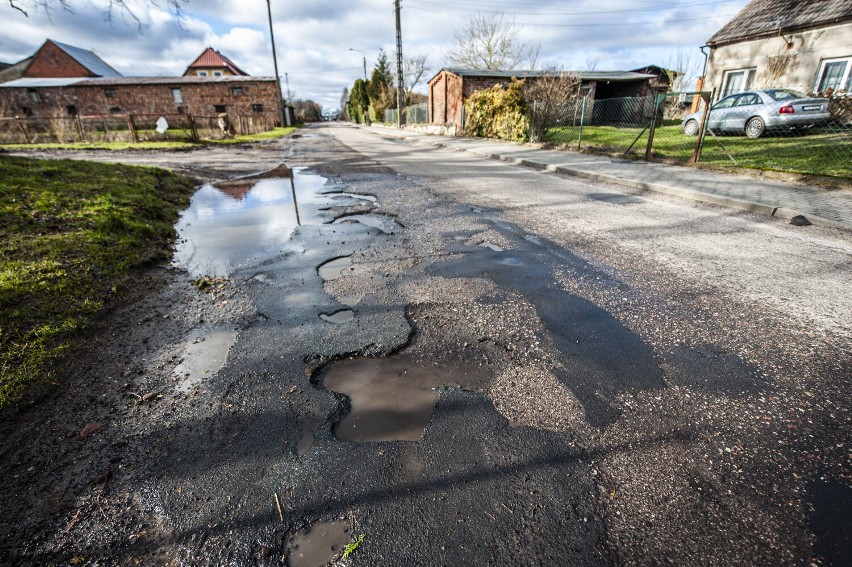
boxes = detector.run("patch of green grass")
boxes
[0,155,197,407]
[547,125,852,179]
[0,126,299,151]
[341,534,365,559]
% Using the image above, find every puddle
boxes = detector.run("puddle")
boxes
[296,418,323,457]
[333,214,400,233]
[173,326,238,392]
[318,256,352,281]
[320,309,355,324]
[524,234,542,245]
[173,168,339,277]
[498,257,524,267]
[327,192,378,203]
[320,353,490,442]
[287,520,351,567]
[479,241,504,252]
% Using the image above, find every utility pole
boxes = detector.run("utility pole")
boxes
[394,0,405,127]
[266,0,287,128]
[349,48,367,81]
[285,72,291,100]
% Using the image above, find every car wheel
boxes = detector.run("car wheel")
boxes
[683,119,699,135]
[745,117,765,139]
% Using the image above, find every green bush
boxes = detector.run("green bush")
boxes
[464,78,529,142]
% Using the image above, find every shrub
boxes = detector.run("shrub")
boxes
[464,78,529,142]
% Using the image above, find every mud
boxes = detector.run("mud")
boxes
[286,520,352,567]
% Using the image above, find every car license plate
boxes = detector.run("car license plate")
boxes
[802,104,821,111]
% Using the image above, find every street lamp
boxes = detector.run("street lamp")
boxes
[349,48,367,81]
[266,0,287,127]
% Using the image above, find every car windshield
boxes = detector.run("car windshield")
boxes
[766,89,805,101]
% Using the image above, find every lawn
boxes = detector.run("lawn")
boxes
[0,155,197,407]
[0,126,299,151]
[546,123,852,179]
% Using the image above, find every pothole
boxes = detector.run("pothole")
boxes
[296,418,323,457]
[479,241,504,252]
[286,520,351,567]
[332,214,401,233]
[318,256,352,281]
[319,309,355,324]
[173,326,238,393]
[319,352,491,442]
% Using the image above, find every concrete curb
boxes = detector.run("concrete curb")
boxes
[361,125,848,231]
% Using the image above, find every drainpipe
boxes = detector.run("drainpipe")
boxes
[699,45,710,77]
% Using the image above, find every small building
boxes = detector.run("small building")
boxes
[704,0,852,99]
[18,39,122,79]
[184,47,249,77]
[427,68,659,132]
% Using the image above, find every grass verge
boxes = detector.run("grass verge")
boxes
[547,124,852,179]
[0,155,197,408]
[0,126,299,151]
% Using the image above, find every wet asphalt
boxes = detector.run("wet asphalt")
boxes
[1,124,849,566]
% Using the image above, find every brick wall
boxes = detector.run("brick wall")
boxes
[0,79,281,125]
[24,42,93,78]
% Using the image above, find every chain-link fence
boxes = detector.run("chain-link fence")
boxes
[0,111,276,145]
[542,88,852,179]
[384,103,428,125]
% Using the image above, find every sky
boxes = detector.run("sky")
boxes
[0,0,750,111]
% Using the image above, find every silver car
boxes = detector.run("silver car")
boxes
[682,89,831,138]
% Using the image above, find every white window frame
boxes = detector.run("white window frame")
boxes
[197,70,208,77]
[720,67,756,100]
[171,88,183,103]
[213,71,223,77]
[814,57,851,94]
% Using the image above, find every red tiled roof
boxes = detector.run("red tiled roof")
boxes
[185,47,249,76]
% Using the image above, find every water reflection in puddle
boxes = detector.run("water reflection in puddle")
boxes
[173,168,339,277]
[318,256,352,281]
[333,214,401,233]
[479,241,504,252]
[287,520,351,567]
[173,326,238,392]
[320,353,490,442]
[320,309,355,324]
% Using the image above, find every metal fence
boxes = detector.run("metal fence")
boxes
[0,111,276,145]
[384,103,429,125]
[543,88,852,180]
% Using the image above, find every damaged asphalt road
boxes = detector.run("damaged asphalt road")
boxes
[1,123,850,566]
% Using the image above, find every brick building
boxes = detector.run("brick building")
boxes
[0,40,281,127]
[427,68,659,132]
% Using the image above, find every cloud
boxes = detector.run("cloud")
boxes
[0,0,749,110]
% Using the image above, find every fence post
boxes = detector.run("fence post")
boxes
[577,96,587,150]
[75,115,85,142]
[690,90,714,165]
[126,114,139,143]
[644,93,664,160]
[187,112,200,142]
[14,117,31,144]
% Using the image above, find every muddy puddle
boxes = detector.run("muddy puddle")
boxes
[320,309,355,324]
[287,520,352,567]
[173,167,352,277]
[317,256,352,281]
[173,326,238,392]
[320,353,490,442]
[479,241,504,252]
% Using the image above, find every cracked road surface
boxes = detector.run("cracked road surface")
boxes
[1,123,850,566]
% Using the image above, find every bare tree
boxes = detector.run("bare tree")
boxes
[7,0,187,27]
[524,70,582,142]
[403,53,430,96]
[447,12,540,70]
[663,46,701,92]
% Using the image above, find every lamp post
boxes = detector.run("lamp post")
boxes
[266,0,287,127]
[349,48,367,81]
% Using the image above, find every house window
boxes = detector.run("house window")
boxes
[172,88,183,103]
[252,104,263,112]
[104,89,116,98]
[66,105,78,116]
[232,86,244,96]
[720,68,756,99]
[176,106,186,114]
[21,106,32,116]
[197,70,208,77]
[109,107,122,114]
[815,57,851,93]
[27,89,41,102]
[214,104,226,113]
[213,71,223,77]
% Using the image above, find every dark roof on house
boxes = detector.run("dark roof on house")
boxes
[0,62,10,71]
[431,68,656,84]
[49,40,123,77]
[185,47,249,76]
[707,0,852,46]
[0,76,276,88]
